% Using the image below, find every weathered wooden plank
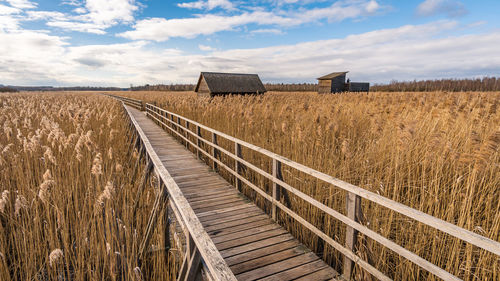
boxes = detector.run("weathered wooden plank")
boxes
[293,266,339,281]
[208,219,273,238]
[215,228,289,251]
[220,234,296,259]
[204,214,269,232]
[211,224,281,244]
[229,246,308,275]
[224,240,300,266]
[259,260,333,281]
[235,252,319,281]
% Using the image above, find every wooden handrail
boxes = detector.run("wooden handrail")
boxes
[142,102,500,281]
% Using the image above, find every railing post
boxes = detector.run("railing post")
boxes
[185,120,190,149]
[177,117,182,145]
[235,142,242,191]
[272,159,282,221]
[196,126,202,159]
[343,192,362,280]
[141,101,146,111]
[212,132,218,172]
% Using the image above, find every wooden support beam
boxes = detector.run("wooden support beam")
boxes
[235,143,242,191]
[212,133,218,172]
[139,184,169,264]
[196,126,202,159]
[272,159,282,221]
[343,192,361,280]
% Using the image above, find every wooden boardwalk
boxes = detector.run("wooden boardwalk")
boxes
[127,106,338,280]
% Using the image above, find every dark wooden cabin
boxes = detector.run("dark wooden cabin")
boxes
[195,72,267,97]
[317,71,369,93]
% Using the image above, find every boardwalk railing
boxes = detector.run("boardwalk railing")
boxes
[119,99,237,281]
[108,94,500,281]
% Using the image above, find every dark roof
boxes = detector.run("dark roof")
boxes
[195,72,267,94]
[317,71,349,80]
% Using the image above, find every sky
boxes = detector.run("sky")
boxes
[0,0,499,87]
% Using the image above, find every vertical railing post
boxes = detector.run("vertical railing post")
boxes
[212,132,218,172]
[235,142,242,191]
[196,126,202,159]
[272,159,283,221]
[343,192,362,280]
[141,101,146,111]
[177,117,182,145]
[185,120,190,149]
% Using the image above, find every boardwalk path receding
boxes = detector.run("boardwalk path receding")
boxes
[126,105,339,280]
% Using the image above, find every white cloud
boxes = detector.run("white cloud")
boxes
[2,0,37,9]
[26,11,68,21]
[0,4,20,14]
[251,28,283,34]
[417,0,467,17]
[120,1,380,41]
[178,0,234,11]
[199,44,216,51]
[47,21,107,34]
[79,0,138,25]
[2,20,500,86]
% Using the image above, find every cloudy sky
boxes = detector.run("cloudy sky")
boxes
[0,0,499,86]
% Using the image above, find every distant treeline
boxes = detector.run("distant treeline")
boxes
[265,83,318,92]
[131,84,194,91]
[2,86,126,91]
[371,77,500,92]
[0,87,18,93]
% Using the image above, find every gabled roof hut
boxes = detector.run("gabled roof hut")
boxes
[195,72,267,97]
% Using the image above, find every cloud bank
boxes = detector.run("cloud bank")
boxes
[1,19,499,86]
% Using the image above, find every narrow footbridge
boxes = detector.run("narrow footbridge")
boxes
[108,95,500,281]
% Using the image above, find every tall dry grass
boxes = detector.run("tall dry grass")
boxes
[118,90,499,280]
[0,92,179,280]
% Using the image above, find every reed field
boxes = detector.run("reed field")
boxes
[0,92,178,280]
[117,90,499,280]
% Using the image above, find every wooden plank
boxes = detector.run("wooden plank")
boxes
[204,215,269,232]
[208,219,273,238]
[259,260,334,281]
[211,224,281,244]
[294,266,339,281]
[215,228,289,251]
[190,197,244,210]
[194,201,249,214]
[224,240,299,266]
[220,234,295,259]
[196,203,256,218]
[235,252,319,281]
[229,246,309,275]
[200,209,263,227]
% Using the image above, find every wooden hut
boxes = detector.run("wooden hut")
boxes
[317,71,369,93]
[195,72,267,97]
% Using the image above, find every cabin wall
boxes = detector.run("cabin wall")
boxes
[348,82,370,92]
[330,74,346,93]
[318,80,332,94]
[197,77,210,93]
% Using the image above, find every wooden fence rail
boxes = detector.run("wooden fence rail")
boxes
[107,94,500,281]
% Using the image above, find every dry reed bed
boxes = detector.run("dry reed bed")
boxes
[118,90,499,280]
[0,92,178,280]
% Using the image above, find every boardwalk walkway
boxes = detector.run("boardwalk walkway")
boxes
[126,105,338,280]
